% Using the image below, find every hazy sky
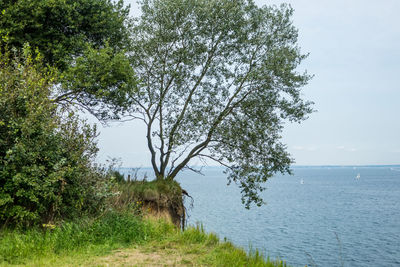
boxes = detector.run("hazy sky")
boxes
[92,0,400,167]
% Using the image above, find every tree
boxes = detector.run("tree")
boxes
[0,0,137,120]
[128,0,313,207]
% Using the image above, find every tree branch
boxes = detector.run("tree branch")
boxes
[182,165,205,176]
[146,120,160,178]
[198,153,232,170]
[163,36,223,174]
[52,90,77,103]
[168,48,259,179]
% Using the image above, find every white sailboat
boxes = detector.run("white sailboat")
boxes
[300,178,304,184]
[356,173,360,180]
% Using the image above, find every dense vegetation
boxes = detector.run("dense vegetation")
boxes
[0,0,136,226]
[0,51,113,226]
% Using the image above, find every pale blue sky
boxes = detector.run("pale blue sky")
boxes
[92,0,400,166]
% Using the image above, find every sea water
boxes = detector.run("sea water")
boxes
[122,166,400,267]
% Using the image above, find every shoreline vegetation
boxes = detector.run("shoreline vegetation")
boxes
[0,172,289,266]
[0,211,288,267]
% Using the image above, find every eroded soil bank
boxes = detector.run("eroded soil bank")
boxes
[113,179,188,229]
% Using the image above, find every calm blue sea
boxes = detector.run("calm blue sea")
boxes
[121,166,400,267]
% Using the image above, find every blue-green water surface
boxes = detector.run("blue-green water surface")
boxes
[176,166,400,267]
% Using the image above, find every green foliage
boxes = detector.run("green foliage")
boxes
[128,0,313,207]
[0,0,131,70]
[0,0,137,120]
[109,169,125,183]
[0,52,111,226]
[57,43,137,120]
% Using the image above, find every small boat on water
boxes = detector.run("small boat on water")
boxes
[356,173,360,179]
[300,179,304,184]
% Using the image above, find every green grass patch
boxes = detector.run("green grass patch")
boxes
[145,223,289,267]
[112,178,183,208]
[0,211,173,265]
[0,211,289,266]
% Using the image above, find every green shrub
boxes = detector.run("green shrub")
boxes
[0,50,111,226]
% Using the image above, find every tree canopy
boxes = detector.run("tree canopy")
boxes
[128,0,313,207]
[0,0,130,70]
[0,0,137,120]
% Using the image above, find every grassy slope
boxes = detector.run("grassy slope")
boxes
[0,212,288,266]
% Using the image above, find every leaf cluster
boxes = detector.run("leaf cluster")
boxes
[58,44,137,120]
[0,0,131,70]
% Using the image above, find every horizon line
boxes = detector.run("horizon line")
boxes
[117,164,400,168]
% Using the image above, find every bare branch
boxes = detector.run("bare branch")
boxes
[52,90,76,103]
[182,165,205,176]
[198,154,232,170]
[118,114,147,123]
[167,47,260,179]
[163,36,224,172]
[167,142,194,176]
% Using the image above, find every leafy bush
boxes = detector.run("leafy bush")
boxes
[0,50,111,226]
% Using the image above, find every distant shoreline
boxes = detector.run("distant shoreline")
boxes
[117,164,400,169]
[291,164,400,168]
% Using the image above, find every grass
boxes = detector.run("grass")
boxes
[139,224,289,267]
[0,211,289,266]
[111,178,183,206]
[0,212,163,264]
